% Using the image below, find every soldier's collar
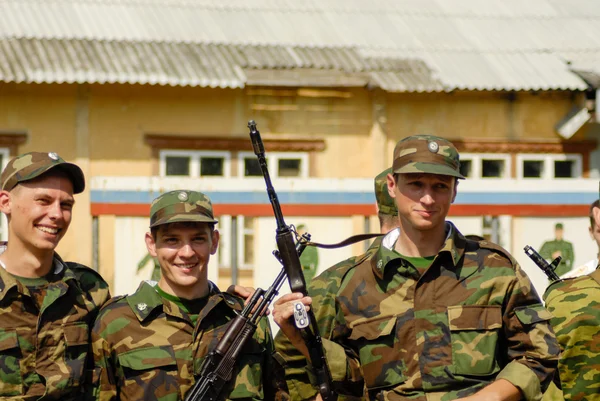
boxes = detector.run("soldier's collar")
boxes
[371,222,463,278]
[127,281,167,322]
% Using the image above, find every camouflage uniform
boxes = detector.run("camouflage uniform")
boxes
[0,152,109,399]
[91,190,275,401]
[91,281,274,401]
[274,168,397,401]
[283,137,558,401]
[317,223,559,401]
[543,269,600,401]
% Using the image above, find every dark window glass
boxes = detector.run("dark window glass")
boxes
[523,160,543,178]
[165,156,190,176]
[278,158,302,177]
[200,157,224,176]
[482,159,505,178]
[554,160,574,178]
[244,158,263,176]
[459,160,472,178]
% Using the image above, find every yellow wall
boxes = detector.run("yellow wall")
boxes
[0,82,584,272]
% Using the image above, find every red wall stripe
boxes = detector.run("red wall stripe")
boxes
[90,203,587,217]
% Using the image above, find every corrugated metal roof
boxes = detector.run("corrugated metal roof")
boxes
[0,0,596,91]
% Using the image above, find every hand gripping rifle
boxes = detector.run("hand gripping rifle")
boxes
[184,238,309,401]
[524,245,561,282]
[248,120,337,401]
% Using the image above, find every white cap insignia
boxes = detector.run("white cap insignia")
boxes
[178,191,189,201]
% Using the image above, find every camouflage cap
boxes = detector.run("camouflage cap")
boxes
[374,168,398,216]
[149,190,218,228]
[0,151,85,194]
[392,135,464,179]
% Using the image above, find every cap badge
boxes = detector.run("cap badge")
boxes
[178,191,189,201]
[427,141,439,153]
[137,303,147,311]
[48,152,59,161]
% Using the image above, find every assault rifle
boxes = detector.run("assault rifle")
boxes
[248,120,337,401]
[524,245,561,282]
[184,237,309,401]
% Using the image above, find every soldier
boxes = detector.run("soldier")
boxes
[0,151,110,400]
[274,168,399,401]
[90,190,275,401]
[274,135,559,401]
[542,200,600,401]
[297,224,319,285]
[539,223,574,277]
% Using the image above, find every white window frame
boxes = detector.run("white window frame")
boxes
[0,148,10,241]
[516,153,582,179]
[460,153,511,179]
[159,150,231,177]
[238,151,309,178]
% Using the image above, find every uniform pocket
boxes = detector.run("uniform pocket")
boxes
[63,322,89,387]
[448,305,502,376]
[118,345,179,401]
[0,329,23,396]
[348,315,406,390]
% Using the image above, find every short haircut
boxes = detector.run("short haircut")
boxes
[590,199,600,228]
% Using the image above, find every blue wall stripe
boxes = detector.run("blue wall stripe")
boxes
[90,190,597,206]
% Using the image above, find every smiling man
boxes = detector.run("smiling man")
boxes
[91,190,275,401]
[0,151,110,400]
[274,135,559,401]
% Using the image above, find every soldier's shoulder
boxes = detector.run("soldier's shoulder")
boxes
[475,240,517,265]
[67,262,108,287]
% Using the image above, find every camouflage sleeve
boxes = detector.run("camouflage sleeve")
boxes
[496,263,560,401]
[89,303,120,401]
[274,262,356,400]
[543,274,600,401]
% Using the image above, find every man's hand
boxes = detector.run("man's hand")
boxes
[226,285,270,315]
[272,292,312,360]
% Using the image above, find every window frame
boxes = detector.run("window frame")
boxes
[516,153,582,179]
[459,152,512,179]
[238,151,309,178]
[159,150,232,178]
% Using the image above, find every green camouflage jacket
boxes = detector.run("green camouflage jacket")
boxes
[274,239,382,401]
[314,223,559,401]
[539,240,574,277]
[543,268,600,401]
[91,281,275,401]
[0,252,110,400]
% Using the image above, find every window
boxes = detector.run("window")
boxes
[458,153,511,179]
[159,150,231,177]
[516,154,582,179]
[238,152,308,178]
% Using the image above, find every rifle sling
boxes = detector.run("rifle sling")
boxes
[306,233,383,249]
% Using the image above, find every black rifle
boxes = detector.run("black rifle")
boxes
[524,245,562,282]
[184,239,309,401]
[248,120,337,401]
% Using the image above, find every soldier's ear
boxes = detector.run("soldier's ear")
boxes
[145,232,158,257]
[0,190,12,217]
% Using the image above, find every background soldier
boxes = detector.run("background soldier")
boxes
[274,136,559,401]
[91,190,275,401]
[542,200,600,401]
[539,223,574,277]
[274,168,399,401]
[0,152,110,400]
